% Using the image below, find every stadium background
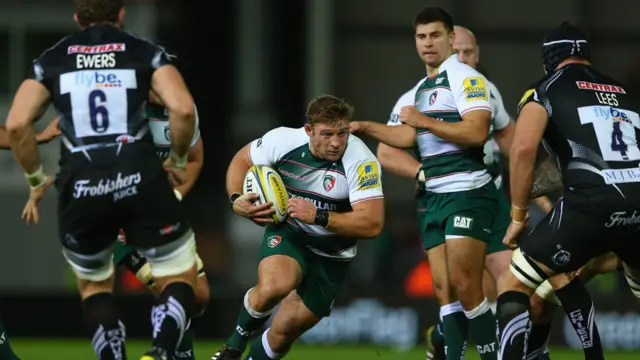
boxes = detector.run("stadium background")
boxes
[0,0,640,358]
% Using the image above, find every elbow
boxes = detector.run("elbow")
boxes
[172,102,196,123]
[5,119,25,136]
[510,143,537,160]
[471,128,490,147]
[363,217,384,239]
[376,145,392,168]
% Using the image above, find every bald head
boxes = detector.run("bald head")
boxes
[453,25,480,68]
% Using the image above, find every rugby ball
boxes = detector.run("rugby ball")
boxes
[243,165,289,224]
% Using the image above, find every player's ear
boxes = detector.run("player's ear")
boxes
[118,7,125,24]
[304,123,313,136]
[73,13,79,26]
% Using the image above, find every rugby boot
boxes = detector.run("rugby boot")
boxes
[211,345,243,360]
[426,324,445,360]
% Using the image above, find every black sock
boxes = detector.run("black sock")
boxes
[526,322,551,359]
[496,291,532,360]
[82,293,126,360]
[554,278,604,360]
[151,282,195,352]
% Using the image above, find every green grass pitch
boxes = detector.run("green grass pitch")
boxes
[9,339,640,360]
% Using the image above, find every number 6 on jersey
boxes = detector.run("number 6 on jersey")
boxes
[60,69,137,138]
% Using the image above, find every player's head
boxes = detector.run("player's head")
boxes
[453,26,479,69]
[541,21,591,73]
[304,95,354,161]
[413,7,455,69]
[74,0,125,29]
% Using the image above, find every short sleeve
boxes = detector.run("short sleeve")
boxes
[150,45,175,70]
[516,86,547,116]
[343,137,384,205]
[451,69,492,117]
[27,59,45,83]
[489,84,512,130]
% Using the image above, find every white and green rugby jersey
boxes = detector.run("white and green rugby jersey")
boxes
[147,103,201,159]
[484,80,512,188]
[249,127,384,260]
[412,55,493,193]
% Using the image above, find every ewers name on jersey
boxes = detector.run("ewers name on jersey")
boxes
[413,55,493,193]
[147,103,201,159]
[249,127,384,260]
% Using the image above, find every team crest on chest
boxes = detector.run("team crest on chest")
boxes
[267,235,282,248]
[429,91,438,106]
[323,174,336,192]
[164,126,171,141]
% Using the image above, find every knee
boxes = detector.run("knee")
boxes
[194,277,210,316]
[432,278,454,304]
[529,294,557,325]
[77,277,115,299]
[449,269,478,301]
[254,281,294,306]
[496,291,531,325]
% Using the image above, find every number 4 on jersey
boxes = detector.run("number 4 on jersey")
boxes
[578,106,640,162]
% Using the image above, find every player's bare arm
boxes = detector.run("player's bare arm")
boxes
[349,121,416,148]
[400,105,490,146]
[6,79,51,175]
[151,64,195,160]
[530,154,563,199]
[376,143,422,179]
[287,197,384,239]
[226,144,274,222]
[174,135,203,197]
[492,120,515,157]
[504,101,549,247]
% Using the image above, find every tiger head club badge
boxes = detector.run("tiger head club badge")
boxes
[323,174,336,192]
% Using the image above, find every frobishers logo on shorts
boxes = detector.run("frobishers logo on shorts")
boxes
[73,172,142,201]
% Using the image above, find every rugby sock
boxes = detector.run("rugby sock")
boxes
[497,291,531,360]
[465,298,498,360]
[429,320,445,347]
[227,288,274,352]
[244,329,286,360]
[82,293,126,360]
[440,302,468,360]
[0,317,20,360]
[554,278,604,360]
[526,322,552,360]
[151,282,195,353]
[174,319,195,359]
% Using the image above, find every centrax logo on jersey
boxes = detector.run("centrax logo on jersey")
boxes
[323,174,336,192]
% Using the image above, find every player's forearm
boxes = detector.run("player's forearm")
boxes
[226,146,252,196]
[168,108,196,157]
[326,209,384,239]
[509,147,536,209]
[174,160,201,197]
[377,143,422,179]
[7,124,41,173]
[493,124,515,159]
[418,114,489,147]
[530,156,563,199]
[360,122,415,148]
[0,125,9,149]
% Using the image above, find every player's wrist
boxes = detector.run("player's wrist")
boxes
[229,192,242,208]
[25,165,47,189]
[511,204,529,223]
[314,209,329,227]
[169,150,188,170]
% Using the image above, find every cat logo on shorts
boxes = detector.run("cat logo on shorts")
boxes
[323,174,336,192]
[268,235,282,248]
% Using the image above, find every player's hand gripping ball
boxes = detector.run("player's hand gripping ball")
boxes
[239,165,289,225]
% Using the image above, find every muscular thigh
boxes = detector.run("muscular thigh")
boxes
[259,225,307,288]
[520,198,611,275]
[296,254,350,319]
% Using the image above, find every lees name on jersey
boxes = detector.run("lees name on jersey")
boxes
[413,55,493,193]
[249,127,384,260]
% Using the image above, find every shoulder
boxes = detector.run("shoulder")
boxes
[393,77,426,111]
[342,135,376,164]
[444,58,485,83]
[259,127,308,149]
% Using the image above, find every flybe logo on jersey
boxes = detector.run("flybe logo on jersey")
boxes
[590,106,632,124]
[75,71,122,88]
[463,77,488,101]
[357,162,380,190]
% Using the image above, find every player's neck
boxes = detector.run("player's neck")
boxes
[84,22,121,29]
[425,49,454,76]
[556,58,590,70]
